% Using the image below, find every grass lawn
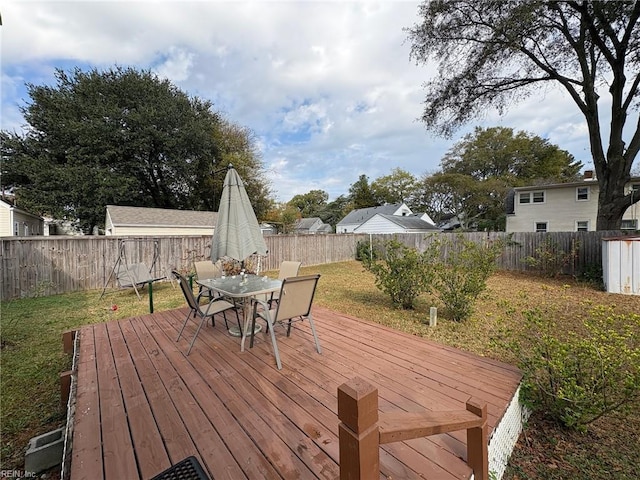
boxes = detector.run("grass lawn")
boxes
[1,260,639,478]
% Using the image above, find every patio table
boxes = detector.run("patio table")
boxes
[196,274,282,351]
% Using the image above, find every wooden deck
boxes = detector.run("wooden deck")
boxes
[68,306,522,480]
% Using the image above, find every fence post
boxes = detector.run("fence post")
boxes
[465,398,488,480]
[337,377,380,480]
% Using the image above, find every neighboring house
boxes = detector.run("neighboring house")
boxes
[0,198,44,237]
[336,203,437,234]
[260,223,277,235]
[355,213,439,234]
[294,217,333,234]
[105,205,217,236]
[506,173,640,232]
[438,214,463,231]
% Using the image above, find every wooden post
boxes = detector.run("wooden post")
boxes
[337,377,380,480]
[60,370,72,409]
[429,307,437,327]
[466,398,488,480]
[62,330,77,354]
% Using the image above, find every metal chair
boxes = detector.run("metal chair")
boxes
[268,260,302,307]
[173,270,239,355]
[194,260,224,299]
[250,274,322,369]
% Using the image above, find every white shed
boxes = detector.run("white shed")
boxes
[602,236,640,295]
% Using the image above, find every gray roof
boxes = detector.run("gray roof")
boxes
[338,203,403,225]
[295,217,322,230]
[375,214,439,231]
[107,205,217,227]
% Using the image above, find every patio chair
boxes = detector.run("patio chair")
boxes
[194,260,224,299]
[173,270,240,355]
[268,260,302,307]
[250,274,322,369]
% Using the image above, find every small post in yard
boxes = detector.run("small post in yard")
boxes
[337,377,380,480]
[429,306,437,327]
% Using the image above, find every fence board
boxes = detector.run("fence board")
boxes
[0,231,632,301]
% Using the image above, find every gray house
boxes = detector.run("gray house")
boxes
[294,217,333,234]
[336,203,437,234]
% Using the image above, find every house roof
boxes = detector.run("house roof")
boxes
[373,214,439,231]
[338,203,404,225]
[295,217,322,230]
[512,177,640,192]
[106,205,217,227]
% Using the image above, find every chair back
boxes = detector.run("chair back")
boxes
[172,270,199,312]
[194,260,223,281]
[274,274,320,321]
[278,261,302,280]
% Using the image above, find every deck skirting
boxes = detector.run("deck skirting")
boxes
[487,384,529,480]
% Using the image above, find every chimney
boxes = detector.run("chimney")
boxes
[583,170,595,180]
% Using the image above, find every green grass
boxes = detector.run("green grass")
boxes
[1,260,639,477]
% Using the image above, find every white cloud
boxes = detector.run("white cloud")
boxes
[153,47,195,83]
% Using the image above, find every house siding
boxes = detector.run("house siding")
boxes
[0,206,10,237]
[355,215,413,234]
[0,201,44,237]
[108,226,214,236]
[507,181,640,232]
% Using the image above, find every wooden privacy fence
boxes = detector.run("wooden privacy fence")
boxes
[0,230,630,301]
[0,234,366,301]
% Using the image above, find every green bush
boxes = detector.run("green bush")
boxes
[427,235,504,322]
[523,237,579,277]
[578,262,604,289]
[514,306,640,431]
[364,239,432,309]
[355,239,377,264]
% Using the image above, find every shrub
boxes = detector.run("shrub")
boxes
[428,235,504,322]
[523,237,579,277]
[578,262,604,289]
[514,306,640,431]
[355,239,377,265]
[364,239,432,309]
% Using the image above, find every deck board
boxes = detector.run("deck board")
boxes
[69,305,522,480]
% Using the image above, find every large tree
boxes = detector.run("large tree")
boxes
[370,168,419,207]
[288,190,329,218]
[208,120,272,219]
[1,66,270,233]
[415,127,582,230]
[348,174,379,210]
[407,0,640,230]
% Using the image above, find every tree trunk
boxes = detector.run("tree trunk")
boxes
[596,180,634,230]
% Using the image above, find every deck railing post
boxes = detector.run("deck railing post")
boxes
[337,377,380,480]
[465,399,488,480]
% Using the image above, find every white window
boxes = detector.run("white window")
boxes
[576,186,589,201]
[519,192,530,204]
[621,219,638,230]
[576,220,589,231]
[535,221,548,232]
[532,191,545,203]
[14,222,19,235]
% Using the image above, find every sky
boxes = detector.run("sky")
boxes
[0,0,608,203]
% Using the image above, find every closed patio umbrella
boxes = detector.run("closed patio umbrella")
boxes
[211,166,268,263]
